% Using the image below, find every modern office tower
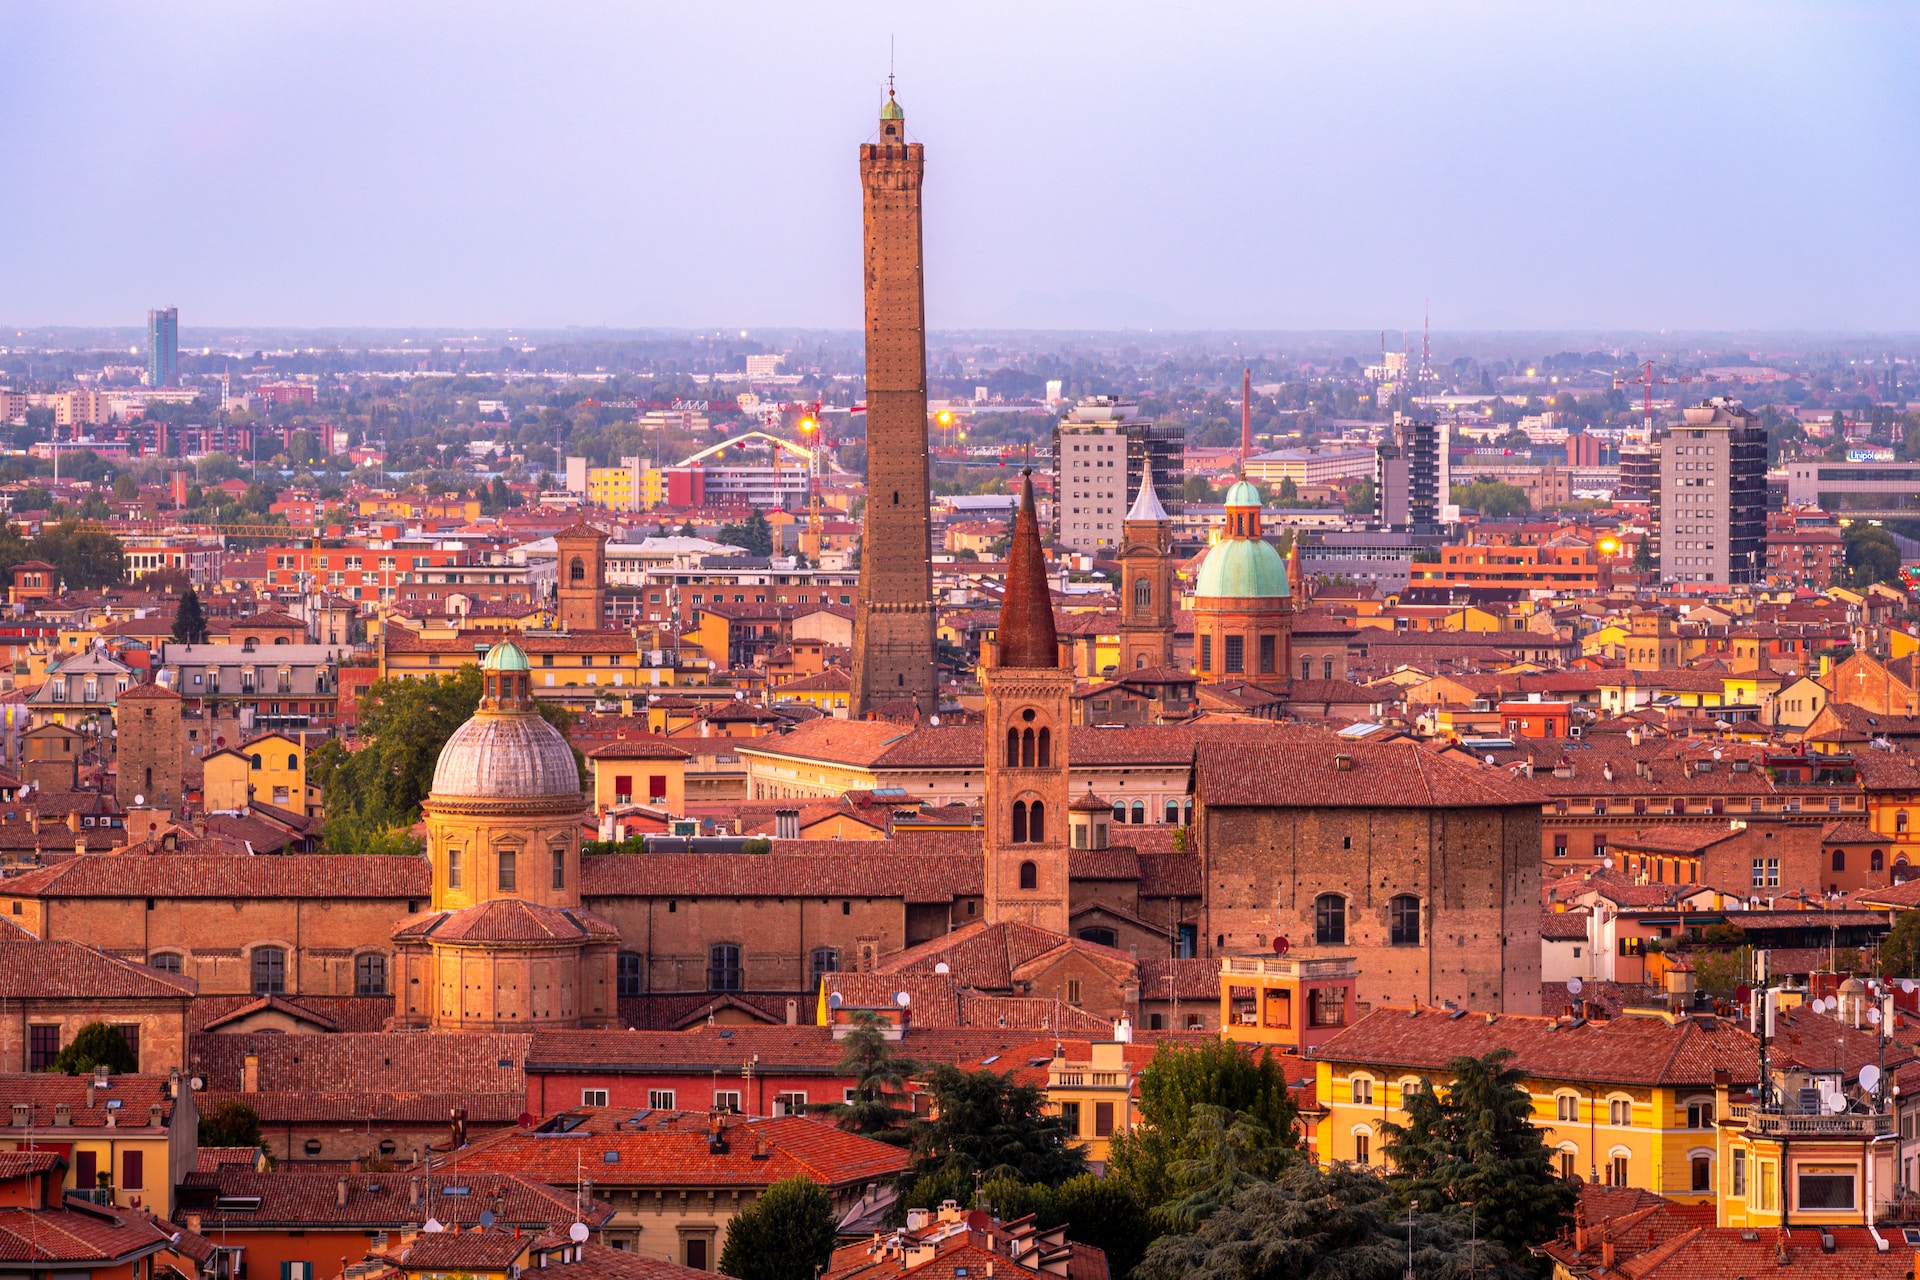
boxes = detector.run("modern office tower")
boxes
[147,307,179,388]
[1373,413,1442,535]
[1656,397,1768,587]
[1052,397,1183,556]
[849,90,938,718]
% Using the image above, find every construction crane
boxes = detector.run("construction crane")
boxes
[1614,360,1703,443]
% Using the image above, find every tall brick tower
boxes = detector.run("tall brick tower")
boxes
[850,88,938,718]
[116,681,183,812]
[983,471,1071,934]
[1118,458,1174,672]
[553,520,607,633]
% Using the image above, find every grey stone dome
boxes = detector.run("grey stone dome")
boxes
[430,711,581,803]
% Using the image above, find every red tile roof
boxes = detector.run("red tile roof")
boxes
[1195,726,1544,808]
[0,1202,172,1264]
[580,852,981,904]
[174,1170,608,1231]
[0,941,196,999]
[189,1032,528,1096]
[0,1074,177,1128]
[393,900,622,945]
[5,855,429,899]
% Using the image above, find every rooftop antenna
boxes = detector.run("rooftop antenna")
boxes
[1240,367,1252,471]
[889,36,895,99]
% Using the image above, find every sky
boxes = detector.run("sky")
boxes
[1,2,1916,333]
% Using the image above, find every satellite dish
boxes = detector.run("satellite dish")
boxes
[134,794,145,807]
[423,1218,445,1233]
[1869,1008,1884,1027]
[569,1223,590,1244]
[1272,935,1290,954]
[734,691,743,700]
[707,660,717,671]
[1567,977,1584,996]
[929,715,940,726]
[189,1076,203,1091]
[1484,754,1494,766]
[1602,857,1615,870]
[1905,980,1916,995]
[827,992,843,1009]
[894,991,912,1008]
[1863,1064,1883,1091]
[934,962,949,974]
[517,1112,534,1127]
[1712,749,1722,760]
[479,1210,496,1229]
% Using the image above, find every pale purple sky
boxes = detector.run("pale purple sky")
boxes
[2,2,1916,331]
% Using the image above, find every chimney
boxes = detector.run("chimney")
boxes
[27,811,37,834]
[1573,1205,1589,1254]
[86,1082,95,1109]
[242,1053,259,1093]
[52,1104,69,1127]
[149,1104,165,1129]
[336,1176,349,1209]
[409,1176,423,1208]
[785,999,797,1026]
[1600,1229,1615,1270]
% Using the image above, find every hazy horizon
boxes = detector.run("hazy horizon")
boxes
[3,2,1916,333]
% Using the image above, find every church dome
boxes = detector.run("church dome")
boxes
[431,712,581,802]
[1223,479,1264,508]
[482,640,531,672]
[1194,537,1290,600]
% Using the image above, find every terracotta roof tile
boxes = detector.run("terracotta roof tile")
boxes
[1196,726,1544,808]
[174,1170,606,1231]
[6,854,429,899]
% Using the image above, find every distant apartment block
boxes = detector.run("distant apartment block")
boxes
[1051,398,1181,555]
[1656,397,1767,587]
[146,307,178,388]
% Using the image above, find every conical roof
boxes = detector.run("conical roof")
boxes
[1127,458,1169,523]
[995,470,1059,670]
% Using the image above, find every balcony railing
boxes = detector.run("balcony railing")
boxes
[1745,1111,1893,1137]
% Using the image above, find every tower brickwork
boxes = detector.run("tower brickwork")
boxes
[850,91,938,717]
[116,682,183,811]
[1118,458,1175,672]
[983,472,1071,934]
[554,521,607,633]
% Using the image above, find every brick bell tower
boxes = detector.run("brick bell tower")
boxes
[850,87,939,718]
[1118,457,1175,672]
[983,470,1071,934]
[553,519,607,633]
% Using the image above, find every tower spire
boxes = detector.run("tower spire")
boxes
[996,468,1058,670]
[1240,367,1252,472]
[1127,455,1169,524]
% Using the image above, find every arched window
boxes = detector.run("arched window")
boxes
[617,952,644,997]
[1078,926,1117,947]
[286,753,298,771]
[1036,727,1051,768]
[148,952,183,974]
[1029,801,1045,843]
[1005,728,1019,767]
[1690,1154,1712,1192]
[569,556,585,583]
[1130,802,1145,824]
[354,953,387,996]
[1133,577,1151,614]
[1111,802,1127,825]
[1833,849,1846,872]
[707,944,742,992]
[251,946,286,995]
[249,754,262,770]
[1012,801,1028,844]
[1899,811,1910,834]
[1021,729,1035,767]
[1314,894,1346,945]
[1555,1093,1579,1122]
[1609,1097,1632,1126]
[1165,800,1180,824]
[1389,895,1421,945]
[1873,849,1885,871]
[1019,861,1037,890]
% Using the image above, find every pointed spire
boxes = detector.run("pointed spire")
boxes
[1127,457,1169,524]
[995,469,1059,670]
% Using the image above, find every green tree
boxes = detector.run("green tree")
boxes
[1183,475,1221,504]
[1345,479,1376,515]
[172,587,208,644]
[112,474,138,501]
[199,1099,264,1148]
[1382,1049,1574,1251]
[1844,524,1902,588]
[49,1023,138,1075]
[1106,1039,1300,1225]
[716,1175,837,1280]
[818,1011,918,1141]
[1691,945,1754,1000]
[903,1064,1085,1187]
[1139,1162,1529,1280]
[1277,476,1299,503]
[308,667,575,856]
[1632,535,1655,573]
[30,522,124,589]
[979,1173,1155,1280]
[1450,481,1531,518]
[717,510,774,557]
[1880,910,1920,978]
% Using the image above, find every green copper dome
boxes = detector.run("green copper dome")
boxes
[880,96,904,121]
[481,640,531,673]
[1194,537,1290,600]
[1223,479,1263,508]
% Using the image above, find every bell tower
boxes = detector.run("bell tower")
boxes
[1118,458,1174,672]
[554,520,607,633]
[983,470,1071,934]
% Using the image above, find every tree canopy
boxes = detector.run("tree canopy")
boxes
[715,1175,838,1280]
[50,1023,138,1076]
[1844,524,1902,588]
[818,1011,917,1141]
[199,1099,264,1148]
[1381,1049,1575,1252]
[901,1064,1085,1195]
[1450,480,1532,518]
[172,587,208,644]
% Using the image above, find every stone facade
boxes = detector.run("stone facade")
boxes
[553,522,608,634]
[115,683,182,811]
[849,92,937,717]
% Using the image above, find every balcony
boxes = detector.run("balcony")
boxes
[1221,955,1357,980]
[1745,1111,1894,1138]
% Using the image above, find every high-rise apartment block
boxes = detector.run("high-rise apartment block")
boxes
[849,91,938,717]
[146,307,179,389]
[1372,413,1446,536]
[1051,398,1182,555]
[1655,397,1768,586]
